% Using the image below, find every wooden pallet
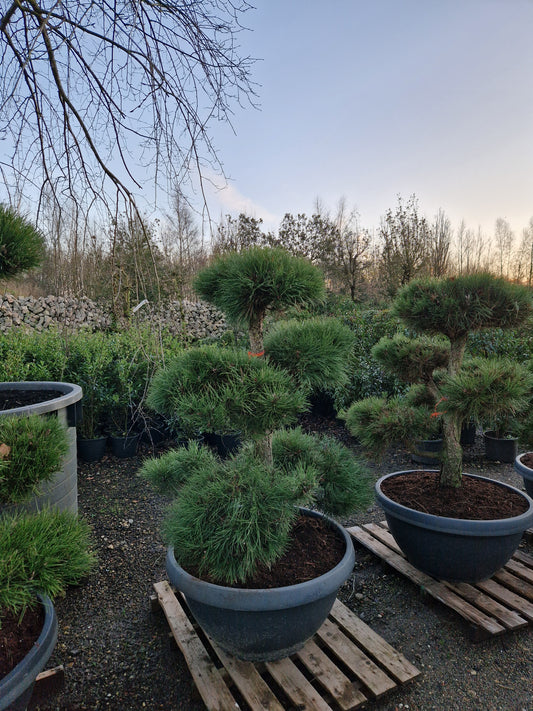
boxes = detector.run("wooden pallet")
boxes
[348,522,533,641]
[153,580,420,711]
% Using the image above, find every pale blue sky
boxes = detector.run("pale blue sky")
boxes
[202,0,533,236]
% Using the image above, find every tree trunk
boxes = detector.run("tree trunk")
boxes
[253,433,273,467]
[440,414,463,488]
[248,311,265,355]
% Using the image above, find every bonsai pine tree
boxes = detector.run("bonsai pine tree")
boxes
[194,247,325,353]
[142,248,372,584]
[0,205,44,279]
[346,273,533,488]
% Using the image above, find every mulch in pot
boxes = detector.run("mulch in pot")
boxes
[0,390,64,410]
[0,606,44,678]
[381,470,529,519]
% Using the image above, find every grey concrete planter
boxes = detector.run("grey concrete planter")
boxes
[376,470,533,583]
[166,508,355,662]
[514,453,533,498]
[0,595,58,711]
[0,382,82,514]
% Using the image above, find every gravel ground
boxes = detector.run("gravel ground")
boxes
[35,419,533,711]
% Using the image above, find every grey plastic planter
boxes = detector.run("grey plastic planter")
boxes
[0,382,82,515]
[376,470,533,583]
[166,508,355,661]
[514,453,533,498]
[0,595,58,711]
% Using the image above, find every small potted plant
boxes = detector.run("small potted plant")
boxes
[0,509,96,710]
[482,413,520,463]
[345,273,533,583]
[141,247,372,661]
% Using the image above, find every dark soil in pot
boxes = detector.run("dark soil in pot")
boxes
[0,390,64,410]
[380,469,529,519]
[184,513,345,588]
[519,451,533,468]
[0,607,44,678]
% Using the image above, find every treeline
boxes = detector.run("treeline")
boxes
[11,194,533,309]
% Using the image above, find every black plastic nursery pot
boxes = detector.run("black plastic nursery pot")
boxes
[514,453,533,498]
[0,595,58,711]
[0,382,82,515]
[483,430,518,464]
[77,435,108,463]
[165,508,355,662]
[375,470,533,583]
[110,433,140,458]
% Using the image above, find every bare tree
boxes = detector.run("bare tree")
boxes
[378,194,430,297]
[330,198,371,301]
[0,2,255,218]
[494,217,514,278]
[429,209,451,277]
[515,217,533,285]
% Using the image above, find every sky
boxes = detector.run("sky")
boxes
[201,0,533,237]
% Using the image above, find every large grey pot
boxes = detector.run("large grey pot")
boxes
[514,453,533,498]
[0,595,58,711]
[0,382,82,515]
[376,470,533,583]
[166,508,355,662]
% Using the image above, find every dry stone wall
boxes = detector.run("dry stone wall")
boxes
[0,295,229,340]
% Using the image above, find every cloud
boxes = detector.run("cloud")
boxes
[204,171,279,230]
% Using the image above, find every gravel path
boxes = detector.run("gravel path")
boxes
[35,422,533,711]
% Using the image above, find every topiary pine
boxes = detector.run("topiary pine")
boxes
[346,273,533,488]
[194,247,325,353]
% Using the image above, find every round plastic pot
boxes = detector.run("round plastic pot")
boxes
[0,595,58,711]
[0,382,82,515]
[483,431,518,464]
[213,431,242,459]
[77,435,108,463]
[110,433,140,458]
[166,508,355,662]
[375,470,533,583]
[411,438,442,465]
[514,453,533,498]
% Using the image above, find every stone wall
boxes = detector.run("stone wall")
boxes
[0,295,229,340]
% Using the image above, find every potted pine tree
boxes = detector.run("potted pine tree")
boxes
[141,247,372,661]
[0,509,96,710]
[345,273,533,583]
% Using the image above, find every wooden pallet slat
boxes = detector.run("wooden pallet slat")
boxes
[153,581,240,711]
[153,581,420,711]
[348,522,533,640]
[265,656,334,711]
[329,600,421,685]
[347,525,506,636]
[296,639,368,711]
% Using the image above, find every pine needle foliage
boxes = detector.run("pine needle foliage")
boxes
[264,317,354,392]
[162,450,299,584]
[439,357,533,425]
[0,414,69,504]
[271,428,373,516]
[138,443,218,497]
[146,345,307,436]
[194,247,325,329]
[344,396,436,455]
[393,273,532,340]
[0,205,44,279]
[0,509,97,618]
[372,334,449,384]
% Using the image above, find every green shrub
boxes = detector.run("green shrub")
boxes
[265,317,354,393]
[0,330,68,382]
[0,414,69,504]
[147,345,307,437]
[0,205,44,279]
[0,509,97,616]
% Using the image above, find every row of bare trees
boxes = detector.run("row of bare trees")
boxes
[10,193,533,308]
